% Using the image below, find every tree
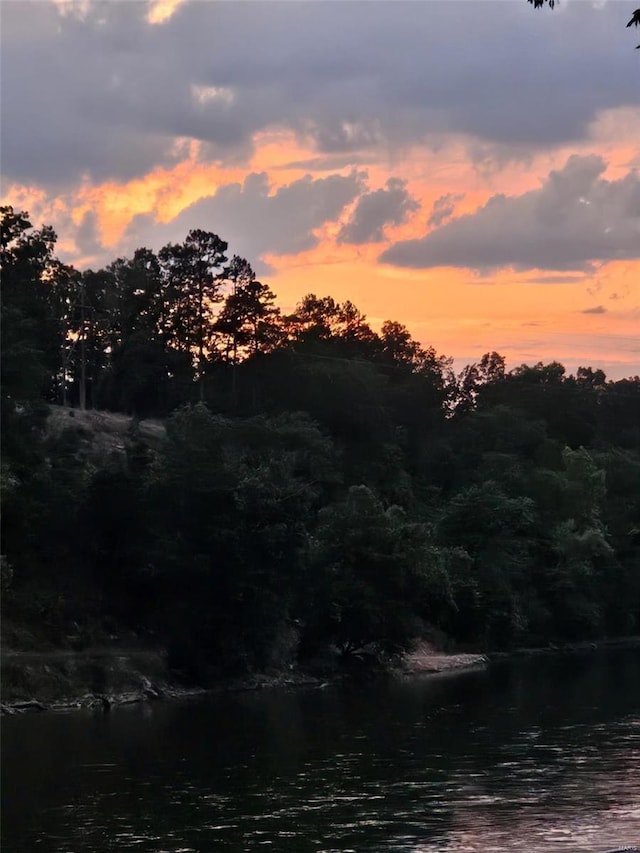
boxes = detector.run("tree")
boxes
[158,230,228,396]
[307,485,447,656]
[475,361,599,449]
[146,404,333,676]
[94,248,196,416]
[99,334,194,417]
[215,256,282,363]
[529,448,613,639]
[283,294,343,344]
[107,248,167,342]
[455,352,507,415]
[282,294,377,358]
[625,7,639,48]
[379,320,422,368]
[0,206,70,406]
[438,481,536,646]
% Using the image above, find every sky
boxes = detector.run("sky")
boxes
[1,0,639,378]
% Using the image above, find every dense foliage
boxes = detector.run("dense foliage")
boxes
[2,206,639,679]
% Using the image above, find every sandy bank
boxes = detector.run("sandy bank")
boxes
[401,642,488,676]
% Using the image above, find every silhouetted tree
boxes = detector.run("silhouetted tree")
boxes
[158,230,228,396]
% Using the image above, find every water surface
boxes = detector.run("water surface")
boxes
[2,647,639,852]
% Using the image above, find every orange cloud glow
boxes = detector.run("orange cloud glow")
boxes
[3,123,638,378]
[146,0,186,26]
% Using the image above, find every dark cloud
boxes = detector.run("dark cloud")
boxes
[427,193,464,229]
[523,273,588,285]
[75,210,103,257]
[581,305,607,314]
[381,156,640,273]
[337,179,419,245]
[119,170,365,273]
[1,2,185,186]
[1,1,638,188]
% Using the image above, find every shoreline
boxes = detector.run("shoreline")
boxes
[400,642,487,676]
[2,636,639,716]
[0,642,486,716]
[487,634,640,660]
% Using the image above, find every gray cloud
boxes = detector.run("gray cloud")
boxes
[581,305,607,314]
[427,193,464,229]
[337,179,419,245]
[276,154,371,172]
[75,210,104,257]
[1,1,638,188]
[119,170,365,273]
[523,273,588,285]
[381,155,640,273]
[1,3,186,187]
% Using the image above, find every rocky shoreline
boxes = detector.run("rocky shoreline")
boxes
[0,646,179,715]
[0,641,489,716]
[4,636,636,716]
[0,682,208,715]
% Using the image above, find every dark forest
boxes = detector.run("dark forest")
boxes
[2,206,639,682]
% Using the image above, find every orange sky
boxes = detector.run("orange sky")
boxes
[5,121,637,379]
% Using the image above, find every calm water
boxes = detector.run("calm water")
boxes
[2,648,640,853]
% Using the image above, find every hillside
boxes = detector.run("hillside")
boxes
[46,405,166,458]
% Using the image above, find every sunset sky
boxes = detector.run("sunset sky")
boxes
[2,0,639,378]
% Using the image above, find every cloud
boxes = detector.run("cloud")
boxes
[380,155,640,273]
[337,179,419,245]
[119,170,365,273]
[147,0,186,26]
[276,154,371,173]
[523,273,588,285]
[75,210,104,257]
[427,193,464,229]
[581,305,607,314]
[2,1,639,189]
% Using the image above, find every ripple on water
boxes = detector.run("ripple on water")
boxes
[2,652,640,852]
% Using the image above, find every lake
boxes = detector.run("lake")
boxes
[2,646,639,852]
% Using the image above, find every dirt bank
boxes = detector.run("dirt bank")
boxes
[401,642,487,676]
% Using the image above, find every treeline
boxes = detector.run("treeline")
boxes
[2,206,639,679]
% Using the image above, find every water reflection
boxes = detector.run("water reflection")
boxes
[2,647,639,852]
